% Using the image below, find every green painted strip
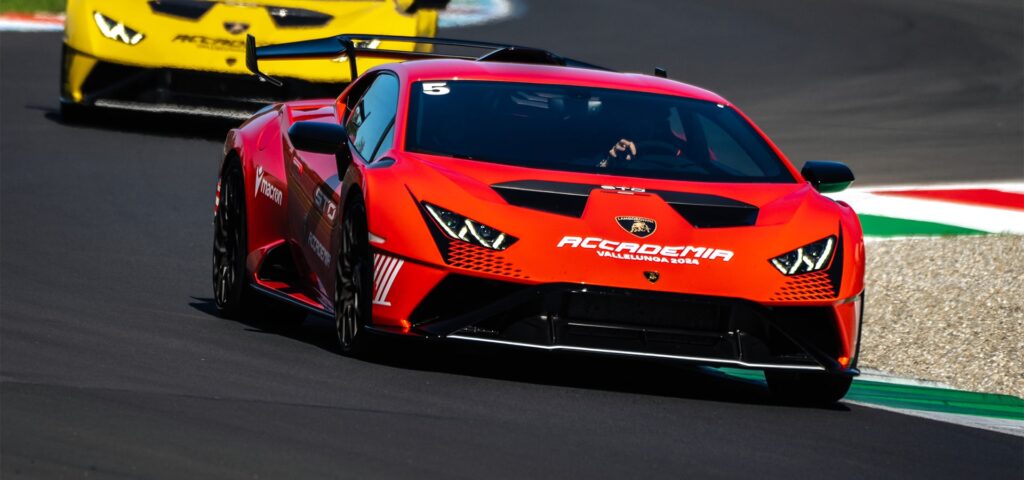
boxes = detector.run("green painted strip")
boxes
[715,368,1024,420]
[717,367,766,382]
[846,381,1024,420]
[858,214,988,237]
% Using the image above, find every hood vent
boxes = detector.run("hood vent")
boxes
[492,181,590,217]
[267,6,333,28]
[491,180,759,227]
[148,0,216,20]
[658,190,759,228]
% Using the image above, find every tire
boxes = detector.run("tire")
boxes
[59,43,88,125]
[59,102,89,124]
[765,370,853,405]
[213,161,307,325]
[335,196,377,355]
[213,161,251,318]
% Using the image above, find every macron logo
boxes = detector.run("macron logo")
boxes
[255,166,264,198]
[254,165,283,205]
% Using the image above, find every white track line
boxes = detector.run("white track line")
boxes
[849,181,1024,193]
[845,401,1024,438]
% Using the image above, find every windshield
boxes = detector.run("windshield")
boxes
[405,81,794,183]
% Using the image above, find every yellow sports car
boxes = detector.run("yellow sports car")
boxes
[60,0,448,119]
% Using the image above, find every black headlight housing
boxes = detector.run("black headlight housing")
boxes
[423,202,517,251]
[770,236,837,275]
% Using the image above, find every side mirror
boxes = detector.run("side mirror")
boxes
[288,121,349,154]
[801,161,855,193]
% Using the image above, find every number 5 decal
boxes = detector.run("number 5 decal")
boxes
[422,82,450,96]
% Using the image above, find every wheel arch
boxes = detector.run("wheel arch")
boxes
[220,108,291,280]
[334,180,367,255]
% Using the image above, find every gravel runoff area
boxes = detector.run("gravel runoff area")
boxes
[861,234,1024,398]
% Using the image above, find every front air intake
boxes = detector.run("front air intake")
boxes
[409,274,528,324]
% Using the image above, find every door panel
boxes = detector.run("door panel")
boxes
[286,73,400,309]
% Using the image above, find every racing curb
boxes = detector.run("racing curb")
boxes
[828,182,1024,238]
[716,367,1024,437]
[0,12,64,31]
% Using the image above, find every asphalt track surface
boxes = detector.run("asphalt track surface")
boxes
[2,1,1022,478]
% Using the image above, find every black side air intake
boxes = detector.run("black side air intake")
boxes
[409,274,528,325]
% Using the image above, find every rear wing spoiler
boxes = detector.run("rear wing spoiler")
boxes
[245,33,609,86]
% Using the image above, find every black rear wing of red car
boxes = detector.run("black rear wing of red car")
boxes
[245,33,609,87]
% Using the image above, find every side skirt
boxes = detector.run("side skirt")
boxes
[250,283,332,318]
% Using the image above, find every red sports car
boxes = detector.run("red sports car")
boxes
[213,34,865,403]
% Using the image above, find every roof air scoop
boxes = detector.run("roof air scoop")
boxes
[476,47,567,67]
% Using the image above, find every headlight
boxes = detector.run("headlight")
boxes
[770,236,836,275]
[93,12,144,45]
[424,203,517,251]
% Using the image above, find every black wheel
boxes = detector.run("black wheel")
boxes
[212,161,307,324]
[59,102,89,124]
[213,161,250,318]
[59,43,89,125]
[765,370,853,405]
[335,196,376,355]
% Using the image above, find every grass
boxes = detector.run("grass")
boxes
[0,0,65,14]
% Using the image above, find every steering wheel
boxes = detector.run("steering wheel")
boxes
[611,140,682,170]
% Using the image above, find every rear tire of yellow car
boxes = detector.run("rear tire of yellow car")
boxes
[765,370,853,406]
[59,102,88,125]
